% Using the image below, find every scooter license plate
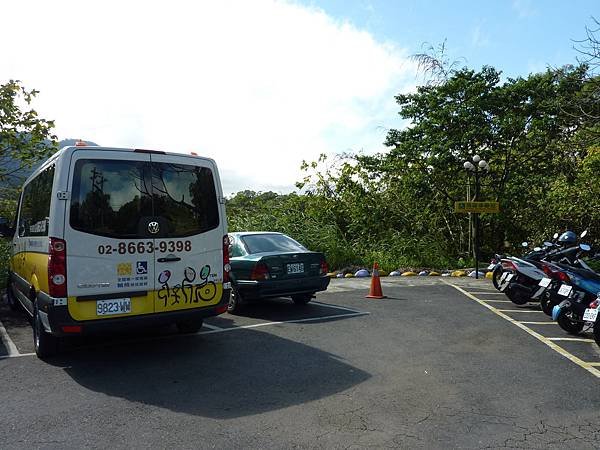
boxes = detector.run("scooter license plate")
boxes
[487,264,496,270]
[538,277,551,287]
[501,273,514,282]
[557,284,572,297]
[583,308,598,322]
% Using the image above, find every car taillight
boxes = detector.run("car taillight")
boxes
[251,262,270,281]
[223,235,230,283]
[48,237,67,298]
[320,260,329,275]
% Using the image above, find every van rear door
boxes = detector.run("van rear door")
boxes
[149,153,225,313]
[66,150,157,320]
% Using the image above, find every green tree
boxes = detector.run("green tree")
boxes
[0,80,58,184]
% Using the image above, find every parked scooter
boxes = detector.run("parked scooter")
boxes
[491,232,576,305]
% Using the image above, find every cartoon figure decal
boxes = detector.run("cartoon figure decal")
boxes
[157,265,217,307]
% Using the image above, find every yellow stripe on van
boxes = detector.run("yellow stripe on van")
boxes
[67,283,223,321]
[17,252,50,295]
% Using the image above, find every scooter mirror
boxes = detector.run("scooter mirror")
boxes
[553,233,559,239]
[581,230,588,238]
[544,241,553,247]
[534,247,542,252]
[580,243,591,252]
[521,242,528,247]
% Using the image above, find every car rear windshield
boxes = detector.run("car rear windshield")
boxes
[70,159,219,238]
[241,234,307,254]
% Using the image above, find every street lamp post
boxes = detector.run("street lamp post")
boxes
[463,155,489,279]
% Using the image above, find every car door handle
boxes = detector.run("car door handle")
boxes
[157,256,181,263]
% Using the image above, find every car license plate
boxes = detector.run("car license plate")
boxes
[583,308,598,322]
[538,277,551,287]
[557,284,572,297]
[96,298,131,316]
[287,263,304,274]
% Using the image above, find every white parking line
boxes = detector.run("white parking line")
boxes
[547,337,596,343]
[468,292,506,295]
[201,323,224,331]
[445,281,600,379]
[200,311,370,335]
[0,319,20,357]
[312,301,366,314]
[518,321,555,325]
[497,309,543,313]
[480,299,513,303]
[0,352,35,360]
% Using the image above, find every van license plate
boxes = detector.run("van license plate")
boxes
[96,298,132,316]
[287,263,304,274]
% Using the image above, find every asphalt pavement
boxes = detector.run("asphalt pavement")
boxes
[2,277,600,449]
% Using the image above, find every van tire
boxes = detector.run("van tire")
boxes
[176,319,203,334]
[6,278,18,311]
[33,303,58,358]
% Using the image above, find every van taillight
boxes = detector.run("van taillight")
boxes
[223,235,231,283]
[48,237,67,298]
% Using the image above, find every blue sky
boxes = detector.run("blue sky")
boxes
[303,0,598,78]
[2,1,597,194]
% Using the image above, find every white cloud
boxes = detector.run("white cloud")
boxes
[471,24,490,48]
[1,0,417,194]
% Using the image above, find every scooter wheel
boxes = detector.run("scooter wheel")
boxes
[492,266,503,290]
[540,296,554,316]
[593,322,600,347]
[506,286,528,305]
[557,309,584,335]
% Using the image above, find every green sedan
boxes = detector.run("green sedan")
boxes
[227,232,330,313]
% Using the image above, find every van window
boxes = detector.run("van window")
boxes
[18,165,55,237]
[151,163,219,237]
[70,159,219,238]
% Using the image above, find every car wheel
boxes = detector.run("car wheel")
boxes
[291,293,313,305]
[6,278,18,311]
[540,296,554,316]
[33,303,58,359]
[556,309,584,335]
[176,319,203,334]
[228,288,244,314]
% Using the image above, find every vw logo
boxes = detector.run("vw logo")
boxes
[148,221,160,234]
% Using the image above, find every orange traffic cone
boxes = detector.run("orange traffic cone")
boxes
[366,262,386,299]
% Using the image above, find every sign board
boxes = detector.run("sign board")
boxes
[454,201,500,214]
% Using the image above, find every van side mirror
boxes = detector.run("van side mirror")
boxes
[0,217,15,238]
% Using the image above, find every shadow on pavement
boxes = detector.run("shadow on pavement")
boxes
[48,327,371,419]
[228,297,365,322]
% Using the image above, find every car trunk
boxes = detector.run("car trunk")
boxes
[257,252,324,280]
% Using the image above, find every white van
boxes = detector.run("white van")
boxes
[1,144,231,358]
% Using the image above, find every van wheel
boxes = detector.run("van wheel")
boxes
[33,304,58,358]
[176,319,203,334]
[292,294,313,305]
[6,279,18,311]
[227,288,244,314]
